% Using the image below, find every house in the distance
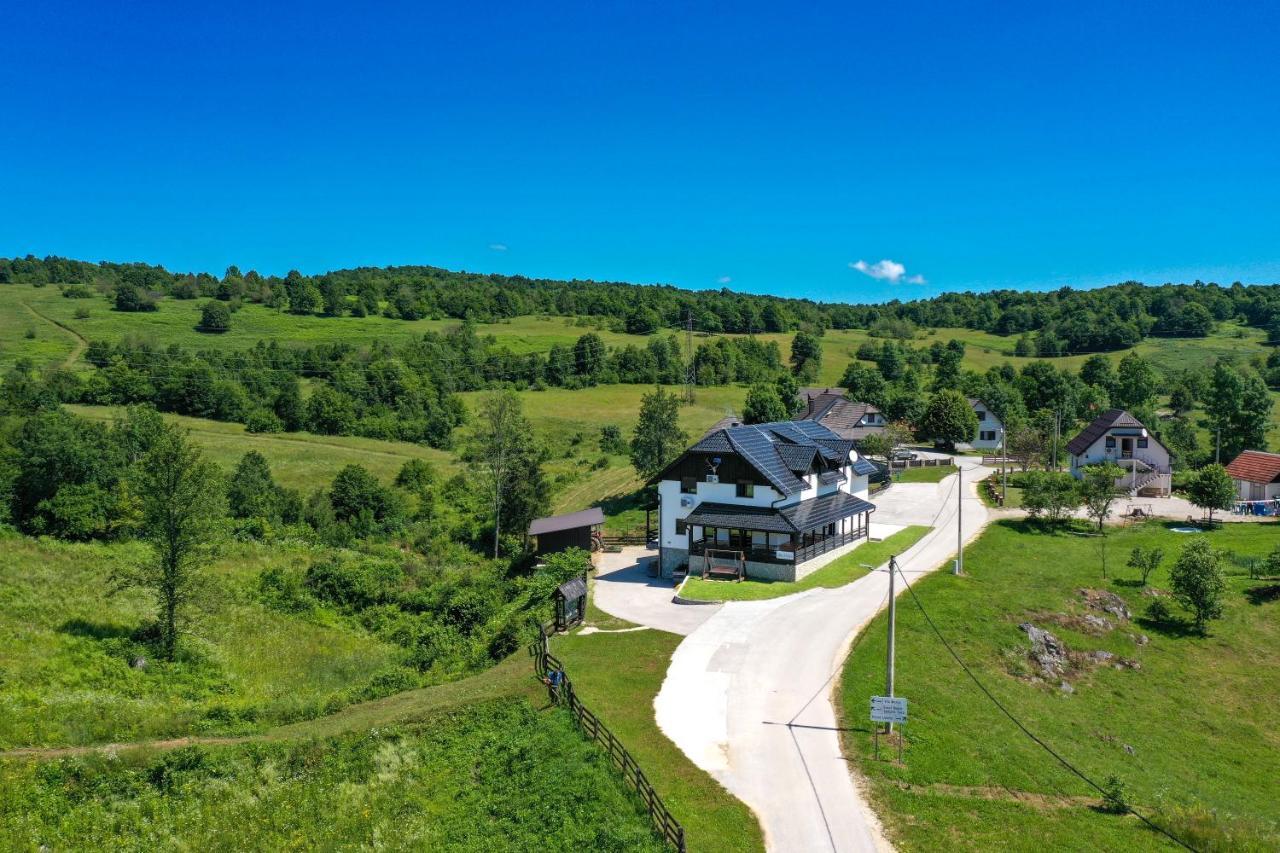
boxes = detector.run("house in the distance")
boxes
[968,398,1003,450]
[795,388,887,443]
[1066,409,1172,496]
[1224,450,1280,501]
[650,420,877,582]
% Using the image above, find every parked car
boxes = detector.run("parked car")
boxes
[892,449,918,462]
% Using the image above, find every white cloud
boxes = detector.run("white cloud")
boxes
[848,258,927,285]
[717,275,732,284]
[488,243,508,252]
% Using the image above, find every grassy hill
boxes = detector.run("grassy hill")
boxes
[838,520,1280,851]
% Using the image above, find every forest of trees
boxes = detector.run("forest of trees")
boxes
[6,254,1280,356]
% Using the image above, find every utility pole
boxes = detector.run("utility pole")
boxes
[885,556,897,733]
[1053,410,1061,471]
[683,309,696,404]
[1000,428,1008,503]
[954,465,963,575]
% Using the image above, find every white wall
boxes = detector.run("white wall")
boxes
[972,405,1003,449]
[1069,431,1171,475]
[1234,479,1280,501]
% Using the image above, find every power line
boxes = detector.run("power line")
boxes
[891,562,1199,853]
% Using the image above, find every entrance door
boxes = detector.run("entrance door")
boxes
[1120,437,1134,459]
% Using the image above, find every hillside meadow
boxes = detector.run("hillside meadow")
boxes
[0,700,668,852]
[838,520,1280,852]
[0,533,407,749]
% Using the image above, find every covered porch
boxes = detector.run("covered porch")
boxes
[684,492,876,582]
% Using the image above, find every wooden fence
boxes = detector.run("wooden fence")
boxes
[531,625,686,852]
[889,456,955,470]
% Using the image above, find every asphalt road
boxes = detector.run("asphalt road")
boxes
[655,466,994,852]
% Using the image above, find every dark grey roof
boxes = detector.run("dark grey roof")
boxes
[779,491,876,532]
[683,502,796,533]
[1066,409,1149,456]
[528,507,606,536]
[815,437,856,463]
[653,419,869,496]
[776,443,818,472]
[555,576,587,600]
[724,426,809,495]
[690,431,734,453]
[851,456,879,476]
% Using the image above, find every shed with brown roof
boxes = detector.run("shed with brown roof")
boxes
[1225,450,1280,500]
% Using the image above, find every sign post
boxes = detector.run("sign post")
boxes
[870,695,908,763]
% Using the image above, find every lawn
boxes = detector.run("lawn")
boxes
[551,628,765,853]
[0,534,411,749]
[0,699,667,852]
[892,465,955,484]
[679,525,931,602]
[837,519,1280,851]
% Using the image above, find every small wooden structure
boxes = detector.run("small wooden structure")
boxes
[553,575,587,632]
[703,548,746,582]
[527,507,606,556]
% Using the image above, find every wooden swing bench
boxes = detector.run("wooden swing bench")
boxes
[703,548,746,582]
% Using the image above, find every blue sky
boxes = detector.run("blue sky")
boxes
[4,1,1278,303]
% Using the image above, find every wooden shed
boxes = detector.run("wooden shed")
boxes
[552,575,587,632]
[527,507,605,556]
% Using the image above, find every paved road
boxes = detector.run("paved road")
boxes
[592,547,722,636]
[655,466,994,852]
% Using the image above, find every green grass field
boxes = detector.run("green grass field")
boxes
[837,520,1280,851]
[0,699,667,852]
[0,533,408,749]
[551,628,765,853]
[679,525,931,602]
[65,404,454,494]
[892,465,955,484]
[0,283,655,370]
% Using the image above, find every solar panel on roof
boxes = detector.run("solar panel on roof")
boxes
[727,427,805,495]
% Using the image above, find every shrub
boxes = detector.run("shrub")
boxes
[197,301,231,333]
[73,306,91,320]
[1144,597,1172,624]
[304,555,402,610]
[243,408,284,434]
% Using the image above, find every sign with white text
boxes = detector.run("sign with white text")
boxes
[870,695,907,724]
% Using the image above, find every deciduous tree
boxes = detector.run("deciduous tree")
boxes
[113,425,224,660]
[1169,539,1226,633]
[630,387,687,479]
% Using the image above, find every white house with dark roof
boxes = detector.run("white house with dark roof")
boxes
[968,398,1004,450]
[1067,409,1172,496]
[649,419,876,582]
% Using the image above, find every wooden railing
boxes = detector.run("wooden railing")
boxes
[792,527,866,564]
[531,625,686,852]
